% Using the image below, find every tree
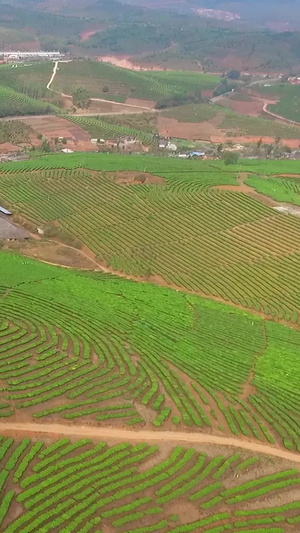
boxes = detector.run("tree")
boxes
[257,138,263,148]
[102,86,109,93]
[62,138,67,145]
[227,69,241,80]
[37,133,42,140]
[42,139,51,153]
[222,152,240,165]
[72,87,90,109]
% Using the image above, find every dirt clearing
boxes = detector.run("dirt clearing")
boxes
[125,97,157,109]
[109,171,166,186]
[157,115,222,140]
[0,216,30,240]
[217,92,276,117]
[98,55,166,71]
[2,240,98,269]
[19,116,96,151]
[20,116,90,142]
[80,28,102,42]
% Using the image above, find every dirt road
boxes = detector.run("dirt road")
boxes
[47,60,58,91]
[1,422,300,462]
[263,102,300,126]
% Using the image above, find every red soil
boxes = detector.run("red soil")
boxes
[98,55,167,71]
[218,93,276,117]
[20,116,91,142]
[80,29,101,42]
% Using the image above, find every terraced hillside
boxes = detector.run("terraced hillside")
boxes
[161,102,300,139]
[1,238,300,451]
[2,153,300,530]
[1,155,300,325]
[1,435,300,532]
[0,63,52,101]
[67,115,156,145]
[0,85,56,118]
[51,60,219,102]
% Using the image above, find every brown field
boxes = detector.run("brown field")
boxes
[19,116,96,151]
[80,28,103,42]
[157,115,300,147]
[0,142,23,153]
[20,116,90,141]
[157,114,222,140]
[98,55,167,71]
[217,91,277,117]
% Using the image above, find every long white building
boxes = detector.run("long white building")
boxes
[0,51,64,60]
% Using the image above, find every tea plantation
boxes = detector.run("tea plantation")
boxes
[1,436,300,532]
[0,251,300,452]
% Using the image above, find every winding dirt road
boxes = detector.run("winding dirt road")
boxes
[1,423,300,463]
[263,102,300,126]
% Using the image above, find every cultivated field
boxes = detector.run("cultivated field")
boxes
[0,84,56,118]
[51,60,220,102]
[2,153,300,530]
[2,155,300,328]
[1,434,300,531]
[1,249,300,451]
[19,116,96,151]
[257,84,300,123]
[159,102,300,144]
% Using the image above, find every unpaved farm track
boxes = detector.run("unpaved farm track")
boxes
[2,423,300,462]
[263,102,300,126]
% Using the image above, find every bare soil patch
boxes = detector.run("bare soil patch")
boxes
[212,135,300,148]
[157,115,222,141]
[80,28,102,42]
[125,97,157,109]
[0,216,30,240]
[98,55,167,71]
[0,142,22,153]
[2,240,98,269]
[20,116,90,142]
[218,92,275,117]
[109,171,166,186]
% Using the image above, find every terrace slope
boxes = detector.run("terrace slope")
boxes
[1,231,300,452]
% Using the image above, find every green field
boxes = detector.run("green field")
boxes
[1,435,300,532]
[0,84,56,118]
[1,154,300,328]
[162,104,218,122]
[258,84,300,123]
[221,108,300,138]
[67,115,156,145]
[0,249,300,452]
[0,63,52,100]
[51,60,220,102]
[0,155,300,452]
[246,175,300,205]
